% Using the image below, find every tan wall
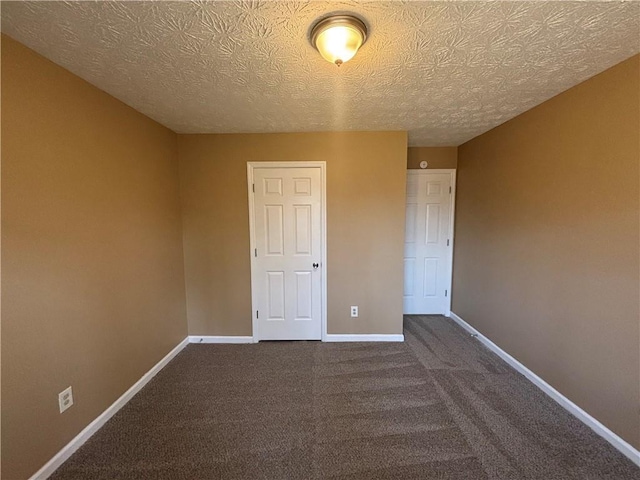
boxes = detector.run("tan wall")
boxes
[178,132,407,336]
[453,55,640,448]
[1,36,188,479]
[407,147,457,169]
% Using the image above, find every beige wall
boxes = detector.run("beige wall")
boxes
[1,36,188,479]
[453,55,639,448]
[178,132,407,336]
[407,147,457,169]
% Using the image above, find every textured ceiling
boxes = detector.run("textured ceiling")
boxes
[2,1,639,146]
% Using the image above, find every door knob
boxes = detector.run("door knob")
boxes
[313,263,319,269]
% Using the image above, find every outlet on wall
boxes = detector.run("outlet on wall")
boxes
[350,306,358,318]
[59,386,73,413]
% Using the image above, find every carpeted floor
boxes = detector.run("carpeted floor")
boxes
[51,315,638,479]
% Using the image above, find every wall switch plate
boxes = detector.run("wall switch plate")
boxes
[59,386,73,413]
[350,306,358,318]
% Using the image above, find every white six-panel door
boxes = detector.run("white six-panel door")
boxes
[250,165,324,341]
[403,170,455,315]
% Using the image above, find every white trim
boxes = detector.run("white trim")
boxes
[29,338,189,480]
[448,312,640,467]
[188,336,254,344]
[445,170,456,316]
[408,169,456,174]
[320,163,327,342]
[405,169,457,316]
[324,334,405,342]
[247,161,327,343]
[247,162,259,343]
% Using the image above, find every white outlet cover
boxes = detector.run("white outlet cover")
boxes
[59,386,73,413]
[350,306,358,318]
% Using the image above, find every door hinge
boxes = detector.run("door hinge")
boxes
[445,289,448,297]
[254,248,257,257]
[256,310,259,319]
[252,184,255,193]
[449,186,452,194]
[447,239,450,246]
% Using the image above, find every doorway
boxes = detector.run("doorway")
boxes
[247,162,327,341]
[403,169,456,315]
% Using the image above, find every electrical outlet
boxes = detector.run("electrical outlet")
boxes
[59,386,73,413]
[350,306,358,318]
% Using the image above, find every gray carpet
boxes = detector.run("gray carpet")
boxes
[51,315,639,479]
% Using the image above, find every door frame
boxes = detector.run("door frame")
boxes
[247,161,327,342]
[405,169,457,316]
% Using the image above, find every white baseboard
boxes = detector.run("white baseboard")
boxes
[190,335,404,343]
[448,312,640,467]
[189,335,254,344]
[29,338,189,480]
[324,334,405,342]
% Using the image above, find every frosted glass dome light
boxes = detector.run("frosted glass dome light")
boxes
[310,15,368,67]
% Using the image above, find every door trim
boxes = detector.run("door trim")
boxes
[247,161,327,342]
[406,169,457,316]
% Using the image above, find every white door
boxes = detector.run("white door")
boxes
[403,170,455,315]
[250,165,323,340]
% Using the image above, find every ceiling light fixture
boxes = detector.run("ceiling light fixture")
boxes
[310,14,368,67]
